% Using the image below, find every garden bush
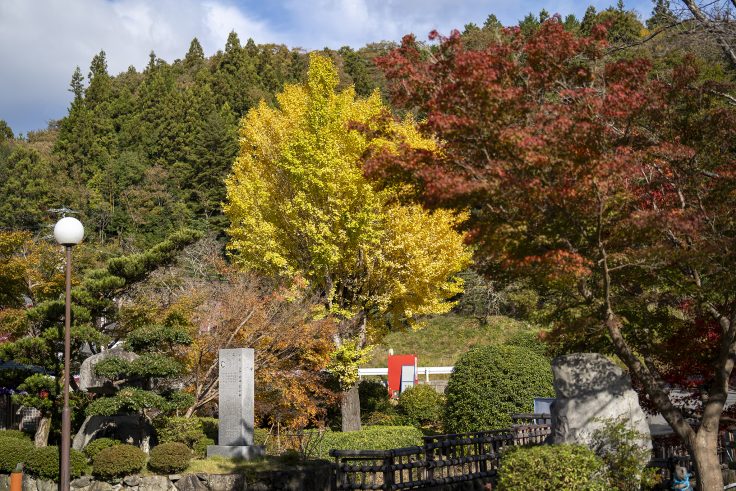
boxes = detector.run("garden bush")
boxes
[193,437,214,458]
[153,415,205,447]
[25,446,88,481]
[364,411,415,427]
[93,444,147,480]
[0,429,31,441]
[591,418,659,490]
[497,444,607,490]
[504,330,548,359]
[359,379,391,416]
[312,426,423,459]
[83,437,121,460]
[148,442,191,474]
[0,436,34,473]
[443,345,554,433]
[198,417,218,441]
[398,384,444,427]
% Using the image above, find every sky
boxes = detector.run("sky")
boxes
[0,0,652,135]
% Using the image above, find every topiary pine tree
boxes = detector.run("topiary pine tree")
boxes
[0,228,202,445]
[85,312,194,428]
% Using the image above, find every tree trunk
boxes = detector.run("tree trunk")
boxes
[691,426,724,490]
[341,385,361,432]
[34,416,51,447]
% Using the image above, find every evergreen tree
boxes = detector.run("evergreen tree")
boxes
[647,0,677,29]
[519,12,540,36]
[0,146,58,230]
[580,6,598,35]
[563,14,581,33]
[184,37,205,69]
[0,120,13,141]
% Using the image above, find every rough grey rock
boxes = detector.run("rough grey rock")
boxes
[79,349,139,394]
[73,414,155,451]
[139,476,171,491]
[167,475,181,482]
[35,479,55,491]
[173,475,207,491]
[88,481,114,491]
[72,476,93,488]
[0,475,8,491]
[551,353,651,450]
[207,474,245,491]
[123,476,142,487]
[22,474,37,491]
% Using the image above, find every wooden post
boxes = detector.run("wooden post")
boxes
[383,451,395,490]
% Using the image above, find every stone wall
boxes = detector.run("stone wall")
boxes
[0,463,333,491]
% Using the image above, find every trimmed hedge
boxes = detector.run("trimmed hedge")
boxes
[398,384,444,427]
[25,446,88,481]
[443,345,553,433]
[0,436,34,473]
[93,444,147,480]
[364,411,415,427]
[84,437,121,460]
[148,442,191,474]
[497,444,607,490]
[504,330,549,359]
[312,426,423,459]
[0,429,31,441]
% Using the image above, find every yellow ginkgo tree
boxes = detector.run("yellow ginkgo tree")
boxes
[225,53,471,430]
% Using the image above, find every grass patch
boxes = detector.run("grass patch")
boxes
[365,314,540,367]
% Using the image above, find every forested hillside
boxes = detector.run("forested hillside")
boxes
[0,33,388,249]
[1,1,732,253]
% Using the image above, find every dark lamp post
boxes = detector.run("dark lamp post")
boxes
[53,217,83,491]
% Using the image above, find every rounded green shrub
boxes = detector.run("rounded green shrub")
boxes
[25,446,88,481]
[0,429,31,441]
[153,416,205,447]
[148,442,191,474]
[193,437,214,458]
[93,444,146,480]
[443,345,554,433]
[504,330,548,359]
[0,436,34,473]
[398,384,444,426]
[497,444,607,490]
[359,379,391,416]
[84,437,121,460]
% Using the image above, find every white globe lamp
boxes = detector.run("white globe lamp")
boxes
[54,216,85,246]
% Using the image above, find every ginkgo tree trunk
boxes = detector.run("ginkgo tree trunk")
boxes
[224,53,471,431]
[369,21,736,489]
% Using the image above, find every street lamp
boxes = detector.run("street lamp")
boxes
[53,217,84,491]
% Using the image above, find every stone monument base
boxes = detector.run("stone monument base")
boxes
[207,445,265,460]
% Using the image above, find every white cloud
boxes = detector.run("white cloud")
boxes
[0,0,652,135]
[203,2,277,46]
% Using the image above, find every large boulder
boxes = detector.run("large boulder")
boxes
[551,353,651,450]
[78,349,138,394]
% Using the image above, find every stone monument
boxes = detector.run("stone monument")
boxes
[551,353,651,451]
[207,348,265,459]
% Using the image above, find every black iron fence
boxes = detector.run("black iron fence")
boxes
[331,417,552,490]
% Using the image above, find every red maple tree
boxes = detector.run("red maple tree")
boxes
[368,19,736,488]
